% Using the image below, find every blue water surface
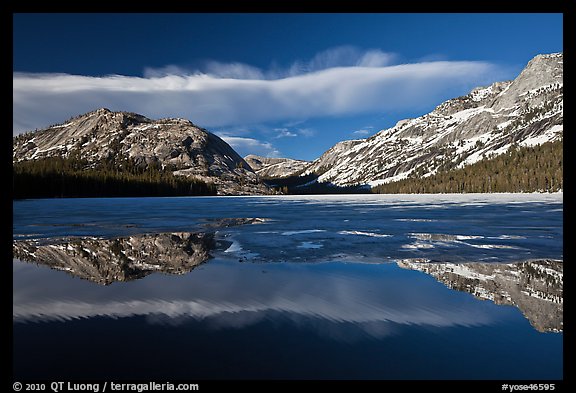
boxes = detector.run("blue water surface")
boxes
[13,194,563,379]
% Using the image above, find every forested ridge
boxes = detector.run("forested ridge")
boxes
[372,139,562,194]
[13,153,216,199]
[13,139,562,197]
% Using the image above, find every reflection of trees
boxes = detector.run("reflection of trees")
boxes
[398,259,563,332]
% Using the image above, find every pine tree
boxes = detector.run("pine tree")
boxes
[372,139,562,194]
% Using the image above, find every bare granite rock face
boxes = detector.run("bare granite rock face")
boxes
[244,154,309,178]
[397,259,563,332]
[12,109,270,195]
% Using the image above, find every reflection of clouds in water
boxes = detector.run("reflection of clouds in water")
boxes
[13,297,493,342]
[14,260,496,342]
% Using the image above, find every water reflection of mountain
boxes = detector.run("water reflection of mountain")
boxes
[13,232,217,285]
[13,218,265,285]
[397,259,563,332]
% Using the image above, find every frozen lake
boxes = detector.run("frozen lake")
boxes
[13,193,563,379]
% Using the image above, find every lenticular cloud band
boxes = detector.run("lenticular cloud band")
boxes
[13,60,496,135]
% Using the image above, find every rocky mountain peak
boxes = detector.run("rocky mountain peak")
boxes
[301,52,563,188]
[94,107,111,114]
[13,109,270,195]
[432,80,513,118]
[244,154,309,178]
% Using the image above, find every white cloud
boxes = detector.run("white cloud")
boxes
[353,129,371,136]
[285,46,397,76]
[274,128,298,138]
[143,46,396,80]
[357,50,397,67]
[218,136,281,158]
[13,49,502,136]
[203,61,266,80]
[142,64,193,78]
[352,126,374,136]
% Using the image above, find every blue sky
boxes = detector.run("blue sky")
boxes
[13,13,563,160]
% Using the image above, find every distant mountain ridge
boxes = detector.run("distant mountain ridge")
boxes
[13,52,563,195]
[244,155,309,178]
[301,52,563,188]
[12,108,269,195]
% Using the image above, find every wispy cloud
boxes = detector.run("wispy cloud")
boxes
[284,46,397,77]
[142,46,398,81]
[13,48,503,136]
[218,136,281,158]
[352,127,374,136]
[274,128,298,138]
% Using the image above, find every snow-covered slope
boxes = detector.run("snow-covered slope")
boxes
[244,155,309,178]
[304,53,563,187]
[13,108,269,195]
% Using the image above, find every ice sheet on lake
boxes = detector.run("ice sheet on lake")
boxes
[13,192,563,266]
[338,230,392,238]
